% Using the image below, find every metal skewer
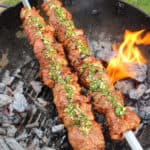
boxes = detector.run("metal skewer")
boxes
[22,0,31,9]
[124,130,143,150]
[21,1,144,150]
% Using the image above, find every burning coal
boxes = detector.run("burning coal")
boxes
[107,30,150,83]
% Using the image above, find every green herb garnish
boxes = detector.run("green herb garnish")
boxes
[25,8,93,133]
[49,2,91,56]
[76,41,91,56]
[65,104,92,134]
[82,63,126,117]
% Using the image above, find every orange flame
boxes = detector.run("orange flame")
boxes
[107,29,150,84]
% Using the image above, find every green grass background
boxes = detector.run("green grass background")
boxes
[1,0,150,15]
[124,0,150,15]
[3,0,21,5]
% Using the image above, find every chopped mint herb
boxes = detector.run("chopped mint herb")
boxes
[76,41,91,56]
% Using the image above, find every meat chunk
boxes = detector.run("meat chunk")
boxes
[20,7,105,150]
[42,0,140,140]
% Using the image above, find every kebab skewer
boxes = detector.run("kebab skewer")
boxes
[20,6,105,150]
[42,0,141,141]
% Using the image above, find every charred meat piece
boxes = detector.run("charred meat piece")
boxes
[42,0,140,140]
[20,7,105,150]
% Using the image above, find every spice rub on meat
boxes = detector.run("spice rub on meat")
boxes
[42,0,140,140]
[20,7,105,150]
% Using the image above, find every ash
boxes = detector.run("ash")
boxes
[0,61,71,150]
[0,60,149,150]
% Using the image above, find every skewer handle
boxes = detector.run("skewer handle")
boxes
[124,130,143,150]
[22,0,31,8]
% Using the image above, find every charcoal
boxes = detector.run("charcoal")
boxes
[7,126,17,137]
[0,128,6,135]
[138,111,147,122]
[42,136,49,145]
[138,99,150,111]
[90,35,115,61]
[2,71,14,85]
[90,41,100,52]
[14,81,24,94]
[145,88,150,94]
[96,49,115,62]
[142,94,150,100]
[9,103,14,116]
[16,133,28,141]
[0,94,12,107]
[138,125,150,147]
[13,69,21,78]
[5,138,25,150]
[0,83,6,94]
[26,121,39,128]
[18,141,27,149]
[42,147,56,150]
[128,63,147,82]
[30,81,42,94]
[0,53,9,70]
[3,87,13,97]
[139,106,150,122]
[1,59,147,149]
[27,144,37,150]
[129,84,147,100]
[33,128,43,139]
[0,138,10,150]
[60,135,66,145]
[12,93,28,112]
[2,108,15,125]
[37,98,48,107]
[34,101,48,112]
[147,65,150,84]
[52,124,64,133]
[90,38,112,54]
[25,110,41,128]
[32,137,40,147]
[22,55,32,66]
[115,79,134,95]
[1,123,11,128]
[40,117,47,128]
[26,104,38,123]
[0,112,3,125]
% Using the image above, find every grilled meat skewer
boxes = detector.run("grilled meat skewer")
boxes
[42,0,140,140]
[20,7,105,150]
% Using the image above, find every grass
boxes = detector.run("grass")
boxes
[3,0,21,6]
[2,0,150,16]
[123,0,150,15]
[1,0,150,15]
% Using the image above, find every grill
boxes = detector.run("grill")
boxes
[0,0,150,149]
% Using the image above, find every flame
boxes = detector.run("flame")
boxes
[107,29,150,83]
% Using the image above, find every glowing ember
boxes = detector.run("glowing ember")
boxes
[107,29,150,84]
